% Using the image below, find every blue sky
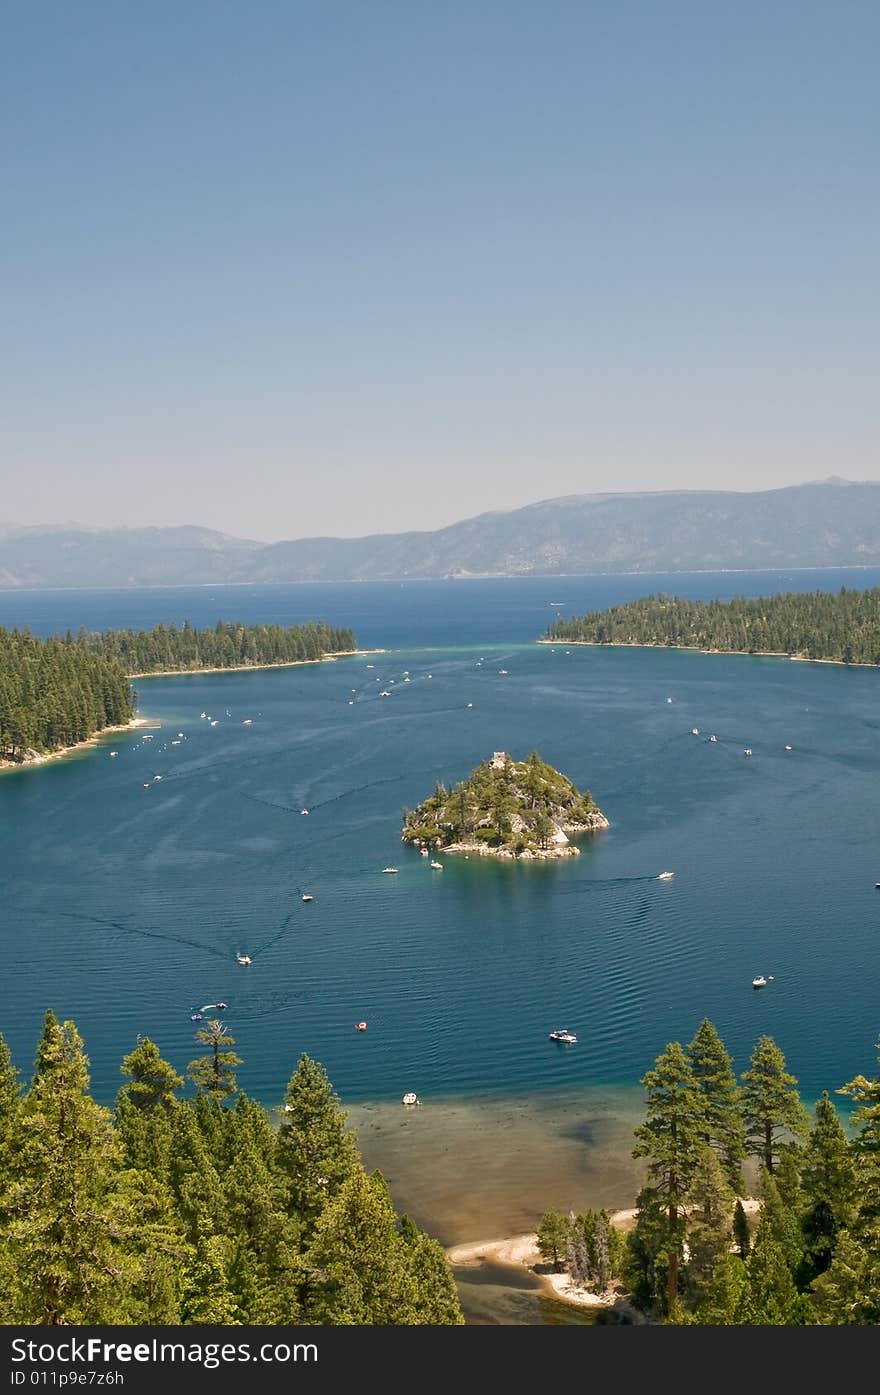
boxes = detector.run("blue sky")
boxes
[3,1,877,539]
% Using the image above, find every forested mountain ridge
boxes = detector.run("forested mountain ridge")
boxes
[545,589,880,665]
[5,480,880,586]
[0,620,356,762]
[0,1015,463,1324]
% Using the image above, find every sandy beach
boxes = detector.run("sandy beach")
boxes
[0,716,156,772]
[447,1198,762,1313]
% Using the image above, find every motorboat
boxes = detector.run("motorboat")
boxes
[190,1013,203,1021]
[402,1092,420,1106]
[236,953,252,965]
[355,1021,367,1032]
[752,975,774,989]
[301,893,314,902]
[499,669,508,675]
[785,744,792,751]
[709,735,717,742]
[657,871,674,880]
[743,748,753,757]
[242,718,252,725]
[549,1028,578,1043]
[666,697,673,703]
[382,867,398,874]
[467,702,474,708]
[692,728,700,735]
[301,809,309,815]
[430,861,443,870]
[420,847,429,856]
[110,751,118,757]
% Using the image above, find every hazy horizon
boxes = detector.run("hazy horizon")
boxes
[4,2,877,541]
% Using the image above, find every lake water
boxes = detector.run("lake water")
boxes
[3,570,879,1322]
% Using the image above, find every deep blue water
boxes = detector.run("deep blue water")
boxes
[3,569,880,1110]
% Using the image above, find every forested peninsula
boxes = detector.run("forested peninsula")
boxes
[0,620,356,764]
[402,751,608,859]
[545,588,880,666]
[0,1015,462,1324]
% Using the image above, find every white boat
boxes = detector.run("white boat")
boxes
[110,751,118,757]
[692,727,700,735]
[657,871,674,880]
[200,712,207,719]
[380,690,391,697]
[467,702,473,708]
[171,740,181,745]
[666,697,673,703]
[236,953,252,965]
[420,847,429,856]
[549,1028,578,1043]
[366,664,374,668]
[142,734,154,741]
[499,669,508,675]
[430,861,443,870]
[785,744,792,751]
[242,718,252,725]
[709,735,717,742]
[210,720,219,727]
[382,867,398,874]
[301,893,314,902]
[744,748,753,757]
[752,974,774,989]
[301,809,309,816]
[153,775,162,781]
[402,1092,420,1106]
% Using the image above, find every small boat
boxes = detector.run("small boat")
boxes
[142,734,154,741]
[709,735,717,742]
[402,1092,420,1106]
[301,808,309,816]
[380,690,391,697]
[171,740,181,745]
[420,847,429,857]
[467,702,473,708]
[178,733,184,738]
[499,669,508,675]
[427,673,433,678]
[301,893,314,902]
[355,1021,367,1031]
[382,867,398,874]
[785,744,792,751]
[404,676,411,683]
[200,712,207,719]
[153,775,163,781]
[430,861,443,870]
[366,664,374,668]
[549,1028,577,1043]
[666,697,673,703]
[143,782,150,788]
[200,1002,227,1012]
[210,720,219,727]
[236,953,252,965]
[242,718,252,725]
[110,751,118,757]
[752,975,774,989]
[657,871,674,880]
[692,727,700,736]
[743,748,753,757]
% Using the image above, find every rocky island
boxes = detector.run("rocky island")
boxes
[402,751,608,859]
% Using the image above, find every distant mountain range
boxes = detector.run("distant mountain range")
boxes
[3,479,880,590]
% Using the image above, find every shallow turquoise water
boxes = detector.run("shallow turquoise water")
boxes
[3,571,880,1114]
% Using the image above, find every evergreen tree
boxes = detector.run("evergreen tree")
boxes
[685,1145,734,1307]
[537,1208,571,1271]
[736,1230,807,1325]
[303,1167,421,1324]
[276,1054,358,1232]
[632,1042,704,1311]
[741,1036,809,1172]
[692,1253,748,1324]
[686,1019,746,1191]
[3,1013,133,1323]
[187,1020,242,1102]
[799,1092,857,1285]
[733,1199,751,1259]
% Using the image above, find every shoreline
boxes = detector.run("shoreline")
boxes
[130,648,386,679]
[447,1197,761,1314]
[0,717,155,773]
[446,1212,638,1313]
[537,638,880,670]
